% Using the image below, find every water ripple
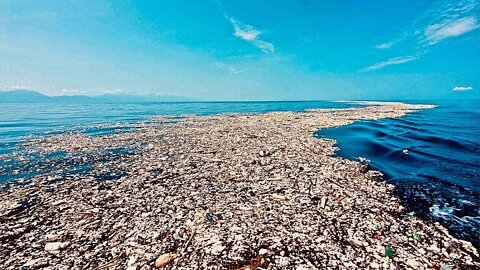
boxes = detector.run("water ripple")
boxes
[317,99,480,246]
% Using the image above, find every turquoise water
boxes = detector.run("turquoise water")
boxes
[1,102,358,186]
[0,101,358,154]
[317,100,480,246]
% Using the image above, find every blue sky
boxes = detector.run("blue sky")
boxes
[1,0,479,100]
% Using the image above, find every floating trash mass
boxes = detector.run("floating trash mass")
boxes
[0,102,478,269]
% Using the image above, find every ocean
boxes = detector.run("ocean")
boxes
[317,99,480,246]
[0,101,358,154]
[0,101,361,183]
[1,100,478,245]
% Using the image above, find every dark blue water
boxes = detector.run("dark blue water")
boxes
[317,100,480,246]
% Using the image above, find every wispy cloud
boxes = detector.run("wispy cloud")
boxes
[424,17,479,44]
[364,0,478,72]
[227,17,275,53]
[101,89,129,95]
[214,62,256,74]
[230,18,260,41]
[61,89,87,95]
[417,0,478,45]
[3,85,35,90]
[375,42,395,49]
[212,0,275,54]
[359,55,419,73]
[453,86,473,91]
[375,38,403,49]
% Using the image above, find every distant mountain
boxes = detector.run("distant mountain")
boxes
[0,89,197,103]
[0,89,52,103]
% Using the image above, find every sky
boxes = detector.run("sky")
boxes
[0,0,479,100]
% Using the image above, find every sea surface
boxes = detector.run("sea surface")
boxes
[317,99,479,246]
[1,100,479,246]
[0,101,357,155]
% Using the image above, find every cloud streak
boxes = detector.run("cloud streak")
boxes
[214,62,255,74]
[364,0,478,72]
[418,0,479,46]
[101,89,129,95]
[213,0,275,54]
[375,41,395,49]
[359,55,419,73]
[227,17,275,54]
[424,17,479,44]
[453,86,473,91]
[3,85,36,90]
[375,37,403,49]
[61,89,87,95]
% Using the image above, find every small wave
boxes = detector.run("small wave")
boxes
[362,140,396,156]
[405,134,471,152]
[430,204,480,233]
[374,130,389,138]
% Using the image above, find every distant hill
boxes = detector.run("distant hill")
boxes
[0,89,197,103]
[0,89,53,103]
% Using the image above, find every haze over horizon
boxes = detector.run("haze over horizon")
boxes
[1,0,479,101]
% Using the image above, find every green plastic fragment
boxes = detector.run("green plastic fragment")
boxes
[385,245,394,259]
[412,232,422,242]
